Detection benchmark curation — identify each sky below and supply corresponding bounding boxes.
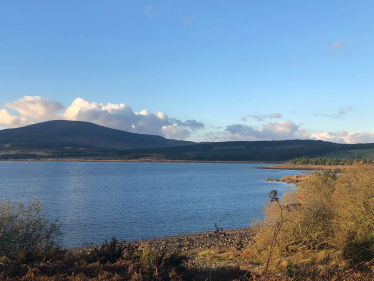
[0,0,373,143]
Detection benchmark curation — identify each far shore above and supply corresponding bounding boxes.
[0,157,283,164]
[1,158,349,173]
[252,163,347,173]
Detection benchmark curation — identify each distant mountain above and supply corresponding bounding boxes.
[2,120,374,162]
[0,120,192,150]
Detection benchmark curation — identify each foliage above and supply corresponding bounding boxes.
[89,236,123,264]
[323,148,374,159]
[343,232,374,266]
[247,165,374,275]
[0,200,61,255]
[288,156,374,165]
[117,139,357,161]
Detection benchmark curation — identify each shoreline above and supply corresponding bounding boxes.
[1,158,349,172]
[68,227,256,256]
[252,163,347,172]
[0,158,282,164]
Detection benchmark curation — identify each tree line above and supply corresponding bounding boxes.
[288,157,374,165]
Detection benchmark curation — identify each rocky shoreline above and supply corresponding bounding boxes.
[68,227,256,256]
[265,174,309,184]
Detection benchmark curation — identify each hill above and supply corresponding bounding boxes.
[2,120,374,161]
[0,120,192,150]
[117,140,374,162]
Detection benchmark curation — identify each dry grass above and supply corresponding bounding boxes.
[243,164,374,279]
[261,163,347,172]
[0,242,250,281]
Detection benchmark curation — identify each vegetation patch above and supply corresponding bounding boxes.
[0,200,60,255]
[288,156,374,165]
[245,164,374,279]
[323,148,374,159]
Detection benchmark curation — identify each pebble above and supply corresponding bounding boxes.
[68,228,256,256]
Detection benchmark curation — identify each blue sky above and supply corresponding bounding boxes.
[0,0,373,143]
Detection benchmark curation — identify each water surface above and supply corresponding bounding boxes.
[0,162,302,248]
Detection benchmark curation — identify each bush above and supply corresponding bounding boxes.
[0,200,61,255]
[247,165,374,274]
[343,232,374,266]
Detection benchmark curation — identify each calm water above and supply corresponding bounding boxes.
[0,162,302,248]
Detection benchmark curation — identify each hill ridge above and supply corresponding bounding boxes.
[0,120,192,150]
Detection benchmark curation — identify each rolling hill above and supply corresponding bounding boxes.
[1,120,374,161]
[117,139,373,161]
[0,120,192,150]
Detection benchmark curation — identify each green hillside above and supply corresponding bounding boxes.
[117,140,374,162]
[322,148,374,159]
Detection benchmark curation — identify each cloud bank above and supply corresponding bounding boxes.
[221,121,374,144]
[313,130,374,144]
[1,96,374,144]
[223,121,309,141]
[0,96,204,140]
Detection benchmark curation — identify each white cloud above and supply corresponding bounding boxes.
[223,121,309,141]
[0,96,204,140]
[313,130,374,144]
[2,96,373,144]
[0,109,30,127]
[221,123,374,144]
[61,98,202,139]
[243,113,282,122]
[5,96,64,119]
[0,96,64,127]
[161,125,190,140]
[62,98,183,137]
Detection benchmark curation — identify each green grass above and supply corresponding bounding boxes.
[323,148,374,159]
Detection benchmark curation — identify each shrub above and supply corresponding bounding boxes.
[247,165,374,274]
[0,200,61,255]
[343,232,374,266]
[333,164,374,240]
